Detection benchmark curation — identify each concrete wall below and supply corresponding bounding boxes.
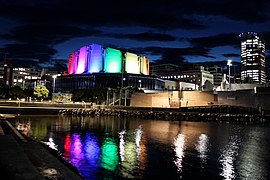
[130,91,216,108]
[131,88,270,110]
[255,94,270,110]
[169,91,215,107]
[218,88,270,110]
[218,90,255,108]
[182,91,215,107]
[130,92,170,108]
[216,83,264,91]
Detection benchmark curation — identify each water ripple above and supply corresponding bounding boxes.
[219,136,240,180]
[173,133,186,173]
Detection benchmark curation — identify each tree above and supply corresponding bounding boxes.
[0,80,9,98]
[9,86,25,99]
[34,85,49,101]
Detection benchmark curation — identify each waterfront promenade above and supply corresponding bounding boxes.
[0,120,83,180]
[0,101,269,179]
[0,100,266,115]
[0,100,268,123]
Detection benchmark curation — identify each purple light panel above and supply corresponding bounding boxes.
[76,46,89,74]
[73,50,79,74]
[88,44,103,73]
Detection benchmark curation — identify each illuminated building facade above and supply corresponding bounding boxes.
[56,43,163,91]
[239,32,266,84]
[0,61,41,88]
[13,67,40,87]
[68,44,150,75]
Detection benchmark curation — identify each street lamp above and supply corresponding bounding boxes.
[138,79,142,90]
[107,87,111,106]
[227,59,232,90]
[52,75,57,93]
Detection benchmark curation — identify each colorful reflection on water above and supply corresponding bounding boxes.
[100,136,119,171]
[13,115,270,180]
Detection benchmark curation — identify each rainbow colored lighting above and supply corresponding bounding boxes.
[140,56,150,75]
[64,133,71,157]
[84,133,100,170]
[88,44,103,73]
[125,52,140,74]
[101,137,119,171]
[68,43,150,75]
[76,46,89,74]
[70,133,84,166]
[73,50,79,74]
[68,54,74,74]
[104,48,122,73]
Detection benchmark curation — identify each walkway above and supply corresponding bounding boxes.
[0,121,83,180]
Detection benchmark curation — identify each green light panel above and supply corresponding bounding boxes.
[104,48,122,73]
[125,52,140,74]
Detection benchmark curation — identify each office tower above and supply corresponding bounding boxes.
[239,32,266,84]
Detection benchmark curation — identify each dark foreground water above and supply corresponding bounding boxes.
[13,115,270,180]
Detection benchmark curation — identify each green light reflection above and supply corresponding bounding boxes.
[101,137,119,171]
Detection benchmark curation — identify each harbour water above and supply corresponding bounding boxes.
[13,115,270,180]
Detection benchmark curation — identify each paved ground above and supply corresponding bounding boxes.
[0,121,83,180]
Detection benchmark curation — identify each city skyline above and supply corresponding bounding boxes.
[0,0,270,65]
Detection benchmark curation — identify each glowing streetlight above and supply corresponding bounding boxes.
[138,79,142,90]
[52,75,57,93]
[227,59,232,90]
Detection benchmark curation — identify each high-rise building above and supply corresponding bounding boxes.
[239,32,266,84]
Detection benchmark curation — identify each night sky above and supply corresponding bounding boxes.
[0,0,270,66]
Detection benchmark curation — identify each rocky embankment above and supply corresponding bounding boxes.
[59,108,268,124]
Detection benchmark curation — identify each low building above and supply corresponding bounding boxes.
[13,67,40,88]
[0,61,13,86]
[160,66,214,91]
[56,73,165,92]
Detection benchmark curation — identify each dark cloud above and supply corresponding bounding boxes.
[222,53,240,58]
[0,0,270,63]
[0,43,57,62]
[0,24,101,45]
[106,32,177,42]
[0,23,101,62]
[128,46,214,65]
[187,33,240,48]
[181,0,270,23]
[0,0,207,30]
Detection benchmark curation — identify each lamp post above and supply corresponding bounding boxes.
[107,87,111,106]
[227,59,232,91]
[139,79,142,90]
[52,75,57,94]
[179,82,182,108]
